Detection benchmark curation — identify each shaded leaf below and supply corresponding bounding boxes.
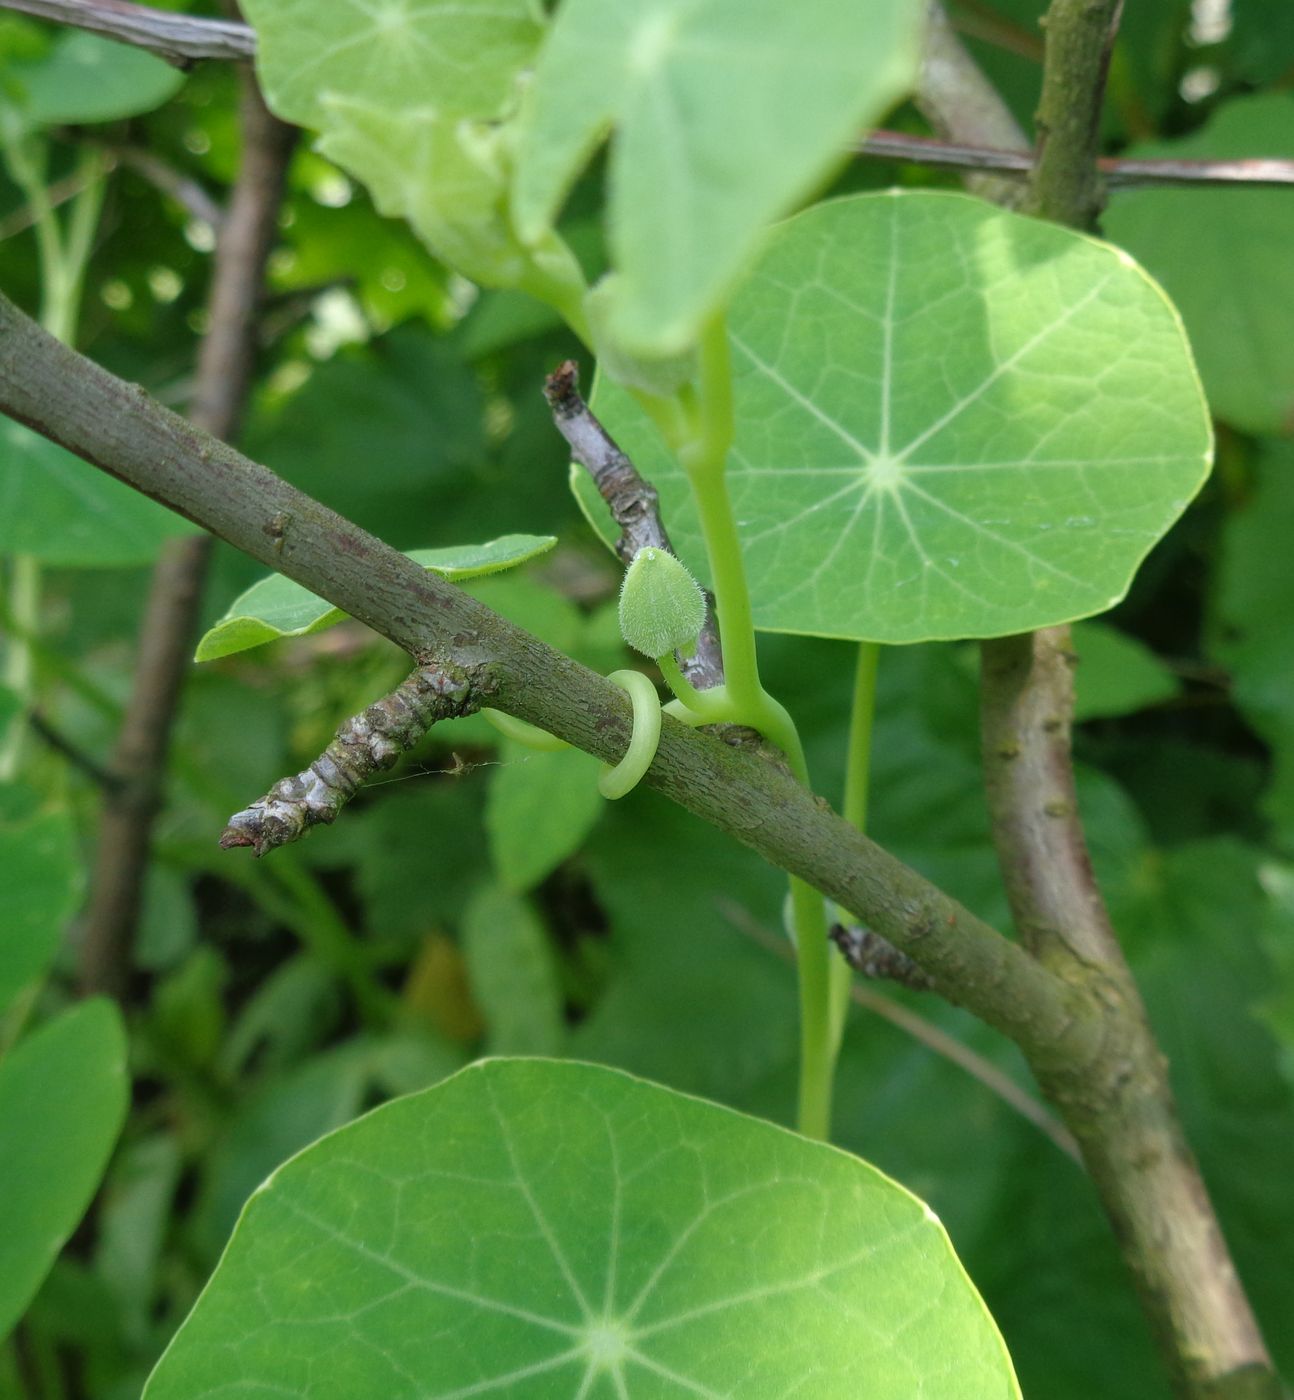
[1104,95,1294,436]
[1209,441,1294,845]
[0,418,196,565]
[0,804,80,1016]
[0,1001,129,1341]
[486,743,603,893]
[8,31,183,129]
[1071,621,1179,722]
[461,884,565,1055]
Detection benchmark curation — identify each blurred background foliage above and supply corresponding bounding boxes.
[0,2,1292,1397]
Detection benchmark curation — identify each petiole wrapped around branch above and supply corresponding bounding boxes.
[220,662,483,856]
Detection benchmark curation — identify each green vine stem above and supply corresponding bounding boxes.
[656,315,840,1140]
[0,136,106,779]
[0,131,105,778]
[843,643,881,832]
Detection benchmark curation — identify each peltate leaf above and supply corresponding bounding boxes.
[144,1060,1018,1398]
[512,0,924,354]
[586,192,1212,643]
[0,1000,129,1341]
[195,535,556,661]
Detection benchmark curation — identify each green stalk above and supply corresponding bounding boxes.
[0,557,40,781]
[669,316,838,1139]
[0,137,107,778]
[843,643,880,831]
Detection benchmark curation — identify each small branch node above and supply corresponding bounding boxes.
[830,922,937,991]
[220,663,481,856]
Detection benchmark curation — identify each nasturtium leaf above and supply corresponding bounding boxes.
[586,192,1213,643]
[0,419,196,564]
[7,30,183,129]
[0,1000,129,1342]
[461,885,565,1055]
[1070,622,1179,722]
[512,0,924,354]
[144,1060,1018,1399]
[0,805,81,1016]
[1103,94,1294,436]
[194,535,556,661]
[242,0,556,286]
[486,742,603,893]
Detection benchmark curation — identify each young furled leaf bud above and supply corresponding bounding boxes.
[618,547,707,659]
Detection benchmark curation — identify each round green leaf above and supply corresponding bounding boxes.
[0,418,196,565]
[0,1000,129,1342]
[588,191,1212,643]
[195,535,557,661]
[512,0,924,354]
[144,1060,1018,1398]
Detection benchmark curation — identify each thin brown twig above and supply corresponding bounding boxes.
[0,0,254,66]
[720,899,1082,1166]
[78,75,296,998]
[28,710,117,789]
[9,2,1291,194]
[544,359,725,692]
[856,130,1294,190]
[113,147,225,230]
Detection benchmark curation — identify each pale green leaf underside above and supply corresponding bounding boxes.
[588,192,1213,643]
[144,1060,1018,1398]
[513,0,923,354]
[242,0,545,285]
[195,535,555,661]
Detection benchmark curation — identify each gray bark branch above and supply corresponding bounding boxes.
[0,0,254,65]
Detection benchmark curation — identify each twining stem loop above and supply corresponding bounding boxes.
[598,669,663,800]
